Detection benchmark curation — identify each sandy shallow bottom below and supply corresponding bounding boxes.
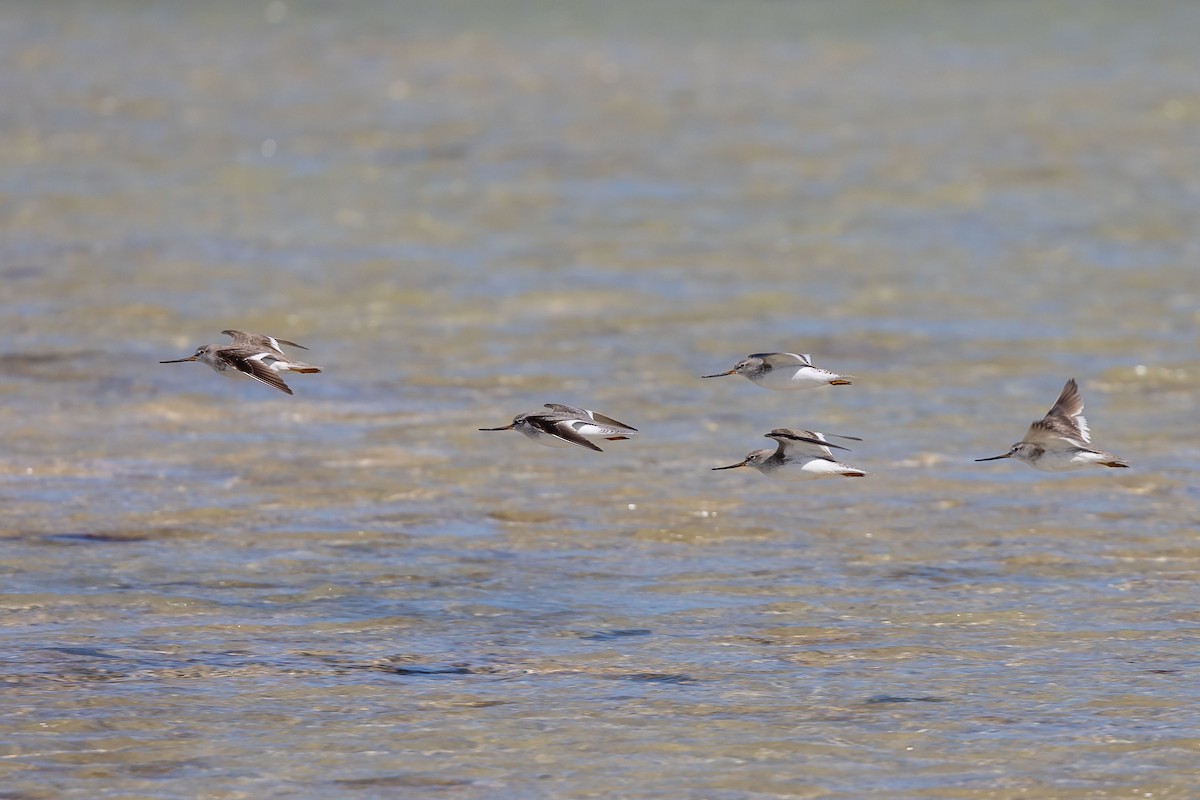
[1,1,1198,797]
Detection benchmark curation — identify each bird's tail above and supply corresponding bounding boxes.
[279,360,321,374]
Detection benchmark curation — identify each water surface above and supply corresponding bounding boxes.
[1,1,1198,798]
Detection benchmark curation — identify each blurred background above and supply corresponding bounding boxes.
[1,1,1197,797]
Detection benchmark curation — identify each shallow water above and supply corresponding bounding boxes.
[1,1,1198,797]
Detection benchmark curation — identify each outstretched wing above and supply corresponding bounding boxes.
[543,402,587,417]
[1026,378,1089,444]
[543,403,638,435]
[751,352,814,368]
[585,410,636,432]
[222,346,294,395]
[569,419,635,439]
[222,330,308,353]
[529,413,604,451]
[766,428,849,459]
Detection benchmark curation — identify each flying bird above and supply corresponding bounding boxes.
[703,352,852,390]
[713,427,867,479]
[479,404,638,452]
[975,378,1128,471]
[160,330,321,395]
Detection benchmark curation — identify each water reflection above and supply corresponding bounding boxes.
[1,1,1198,797]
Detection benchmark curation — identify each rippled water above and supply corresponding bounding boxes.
[2,1,1198,797]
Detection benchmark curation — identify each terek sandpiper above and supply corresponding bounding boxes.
[160,330,321,396]
[479,404,638,452]
[713,427,867,479]
[703,352,852,389]
[975,378,1128,471]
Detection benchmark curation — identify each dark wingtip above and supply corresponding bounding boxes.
[766,430,851,452]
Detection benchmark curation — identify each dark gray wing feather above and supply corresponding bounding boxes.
[222,346,294,395]
[529,414,604,451]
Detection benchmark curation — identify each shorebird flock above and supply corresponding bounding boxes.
[162,334,1130,476]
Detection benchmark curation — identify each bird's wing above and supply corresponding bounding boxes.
[568,419,635,438]
[530,414,604,451]
[222,330,307,353]
[582,410,637,432]
[544,403,586,417]
[223,346,294,395]
[766,428,846,458]
[767,428,852,451]
[752,352,814,368]
[1026,417,1088,445]
[1027,378,1089,444]
[544,404,638,434]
